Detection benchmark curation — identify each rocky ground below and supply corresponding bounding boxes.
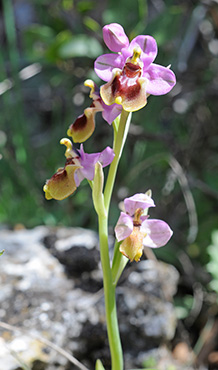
[0,226,204,370]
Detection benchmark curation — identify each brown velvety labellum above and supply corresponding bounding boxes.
[52,168,66,181]
[112,63,142,101]
[72,114,87,132]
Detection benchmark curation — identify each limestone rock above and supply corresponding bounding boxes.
[0,226,180,369]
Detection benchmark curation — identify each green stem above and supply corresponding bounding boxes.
[98,215,123,370]
[94,109,132,369]
[104,110,131,213]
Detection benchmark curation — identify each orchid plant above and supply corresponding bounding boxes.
[44,23,176,370]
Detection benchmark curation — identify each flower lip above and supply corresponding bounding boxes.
[43,163,80,201]
[72,113,90,132]
[100,61,148,112]
[119,226,144,262]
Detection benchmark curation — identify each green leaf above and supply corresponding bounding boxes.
[0,250,4,256]
[95,359,105,370]
[112,240,128,286]
[23,24,56,60]
[62,0,74,10]
[77,0,95,12]
[24,24,55,42]
[83,16,101,32]
[58,34,103,59]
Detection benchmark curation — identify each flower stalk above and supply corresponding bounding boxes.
[98,213,123,370]
[104,110,131,213]
[94,109,132,369]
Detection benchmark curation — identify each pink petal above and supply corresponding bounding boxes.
[144,63,176,95]
[141,219,173,248]
[129,35,157,69]
[98,146,115,167]
[94,53,124,82]
[124,193,155,216]
[103,23,129,52]
[77,145,114,185]
[102,101,122,124]
[115,212,133,242]
[74,168,85,187]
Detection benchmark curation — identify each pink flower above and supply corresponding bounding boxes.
[115,192,173,262]
[43,138,114,200]
[94,23,176,112]
[67,80,122,143]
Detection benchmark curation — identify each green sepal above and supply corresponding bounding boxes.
[92,162,106,217]
[0,250,4,256]
[112,240,128,286]
[95,359,106,370]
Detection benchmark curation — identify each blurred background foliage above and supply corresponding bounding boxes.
[1,0,218,319]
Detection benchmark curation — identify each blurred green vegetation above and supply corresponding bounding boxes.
[1,0,218,278]
[207,230,218,298]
